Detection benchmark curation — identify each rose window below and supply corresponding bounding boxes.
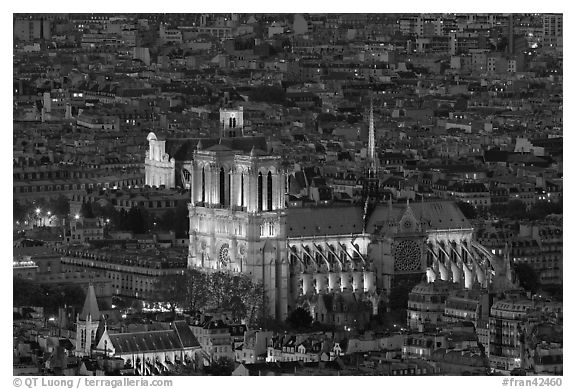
[219,244,231,267]
[394,240,422,272]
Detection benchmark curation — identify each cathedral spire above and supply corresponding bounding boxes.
[368,95,375,168]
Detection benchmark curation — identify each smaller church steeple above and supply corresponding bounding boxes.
[80,283,101,322]
[75,283,102,357]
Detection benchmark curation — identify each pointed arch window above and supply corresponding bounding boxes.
[201,167,206,203]
[267,171,273,211]
[258,172,263,211]
[240,173,245,207]
[219,167,226,206]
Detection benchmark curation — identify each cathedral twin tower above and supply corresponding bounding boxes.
[187,108,290,319]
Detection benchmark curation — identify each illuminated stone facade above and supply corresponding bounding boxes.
[188,143,289,318]
[187,152,498,320]
[141,107,500,321]
[186,165,499,321]
[145,132,176,188]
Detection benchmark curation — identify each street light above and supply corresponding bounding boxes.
[36,208,41,215]
[75,214,80,220]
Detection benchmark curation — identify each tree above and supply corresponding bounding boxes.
[457,201,477,219]
[250,86,286,104]
[150,270,265,325]
[205,357,235,376]
[14,200,26,222]
[286,307,312,330]
[184,269,210,314]
[80,202,95,218]
[126,206,151,234]
[153,274,188,318]
[14,278,41,306]
[242,280,264,327]
[513,263,540,294]
[490,200,527,220]
[504,200,527,219]
[114,209,130,231]
[60,284,88,308]
[14,278,86,315]
[527,200,562,221]
[173,201,190,238]
[49,195,70,219]
[205,271,265,325]
[159,209,176,231]
[388,283,413,313]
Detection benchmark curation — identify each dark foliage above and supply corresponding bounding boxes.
[456,201,477,219]
[204,357,235,376]
[13,278,86,315]
[285,307,312,329]
[513,263,540,294]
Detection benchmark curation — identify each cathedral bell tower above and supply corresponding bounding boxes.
[187,139,289,319]
[220,107,244,138]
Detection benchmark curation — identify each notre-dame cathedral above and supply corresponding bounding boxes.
[145,107,507,320]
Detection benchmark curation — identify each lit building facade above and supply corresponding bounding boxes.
[489,299,532,371]
[407,281,455,330]
[144,132,176,188]
[143,107,501,320]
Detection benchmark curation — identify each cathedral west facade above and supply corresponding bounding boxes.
[145,107,505,320]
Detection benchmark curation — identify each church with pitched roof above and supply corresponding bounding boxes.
[74,285,203,374]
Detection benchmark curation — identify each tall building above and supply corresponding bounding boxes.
[187,121,289,318]
[144,132,176,188]
[14,17,52,42]
[489,298,533,371]
[542,14,562,52]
